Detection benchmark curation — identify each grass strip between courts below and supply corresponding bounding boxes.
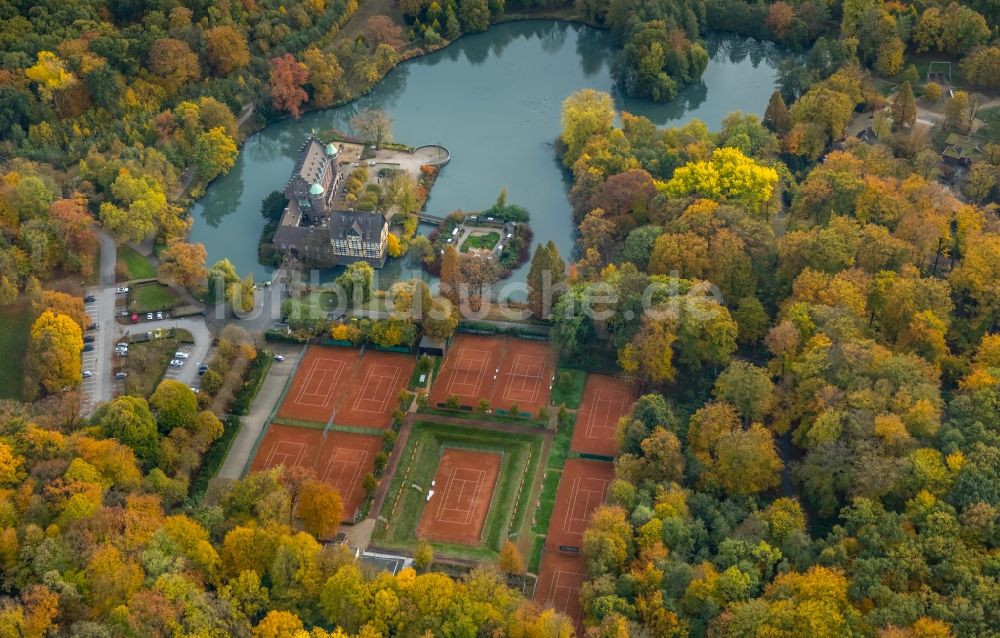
[373,421,543,561]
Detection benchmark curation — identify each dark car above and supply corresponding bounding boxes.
[82,344,94,352]
[87,322,97,330]
[84,295,96,303]
[83,335,96,343]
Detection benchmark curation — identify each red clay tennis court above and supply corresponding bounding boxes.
[277,347,360,423]
[429,334,505,408]
[248,423,382,522]
[571,374,638,457]
[546,459,614,550]
[335,350,415,428]
[535,551,587,632]
[491,339,553,415]
[416,448,501,545]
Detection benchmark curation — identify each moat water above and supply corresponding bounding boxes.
[190,21,788,294]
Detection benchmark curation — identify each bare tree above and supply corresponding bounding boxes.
[351,109,393,148]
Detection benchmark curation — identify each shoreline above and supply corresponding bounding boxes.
[228,13,595,146]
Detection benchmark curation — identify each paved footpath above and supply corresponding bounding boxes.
[218,343,304,479]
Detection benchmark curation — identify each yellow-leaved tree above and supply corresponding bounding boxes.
[25,51,75,104]
[663,147,779,214]
[29,309,83,394]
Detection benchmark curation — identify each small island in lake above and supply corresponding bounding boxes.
[270,134,449,269]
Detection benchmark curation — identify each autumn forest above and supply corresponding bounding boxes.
[2,0,1000,636]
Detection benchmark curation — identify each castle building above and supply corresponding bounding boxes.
[272,136,389,267]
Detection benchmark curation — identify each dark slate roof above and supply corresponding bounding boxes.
[287,136,328,188]
[329,211,388,241]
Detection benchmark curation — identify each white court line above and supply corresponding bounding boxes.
[586,389,628,439]
[321,447,368,502]
[547,570,585,623]
[264,440,307,468]
[503,354,544,402]
[447,349,489,397]
[352,364,401,414]
[436,466,486,524]
[294,359,345,407]
[563,476,608,535]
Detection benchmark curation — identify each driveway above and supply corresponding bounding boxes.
[218,342,304,479]
[81,231,118,416]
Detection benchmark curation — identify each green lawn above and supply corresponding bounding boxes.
[124,338,179,397]
[980,107,1000,142]
[546,411,576,471]
[531,468,563,536]
[528,412,575,556]
[129,283,183,313]
[117,245,157,280]
[373,421,543,560]
[551,368,586,408]
[461,231,500,252]
[0,301,32,400]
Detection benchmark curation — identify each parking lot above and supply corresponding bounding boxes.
[163,342,202,392]
[80,292,100,412]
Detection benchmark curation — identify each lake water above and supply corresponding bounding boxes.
[189,21,787,292]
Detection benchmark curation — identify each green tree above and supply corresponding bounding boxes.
[583,505,633,577]
[944,90,971,131]
[94,396,160,467]
[193,126,238,181]
[763,90,791,133]
[561,89,615,168]
[891,82,916,130]
[713,361,774,424]
[414,539,434,571]
[149,380,198,432]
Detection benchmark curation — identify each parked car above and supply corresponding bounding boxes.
[274,354,285,362]
[83,335,96,343]
[146,313,153,320]
[82,344,94,352]
[82,370,92,378]
[130,314,138,323]
[156,311,164,320]
[115,286,129,294]
[84,295,96,303]
[87,322,97,330]
[116,342,128,349]
[174,352,189,359]
[169,359,184,367]
[115,372,127,380]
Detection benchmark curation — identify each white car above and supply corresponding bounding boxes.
[174,352,190,359]
[156,311,164,320]
[116,287,129,294]
[169,359,184,367]
[274,354,285,362]
[147,313,153,320]
[82,370,93,378]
